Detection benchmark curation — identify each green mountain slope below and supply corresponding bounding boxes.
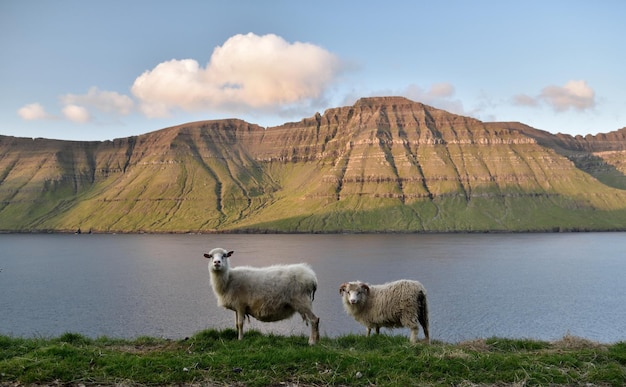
[1,97,625,233]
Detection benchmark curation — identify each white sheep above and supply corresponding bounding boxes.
[339,279,429,344]
[203,248,320,345]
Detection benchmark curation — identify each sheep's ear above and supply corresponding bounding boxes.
[226,250,234,257]
[361,283,370,294]
[339,283,348,295]
[203,253,212,259]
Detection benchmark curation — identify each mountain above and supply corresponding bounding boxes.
[1,96,626,233]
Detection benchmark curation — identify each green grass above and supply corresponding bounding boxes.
[1,330,624,386]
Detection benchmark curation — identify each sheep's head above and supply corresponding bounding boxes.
[339,281,370,305]
[204,248,234,272]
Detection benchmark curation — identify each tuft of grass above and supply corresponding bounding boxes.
[0,330,625,386]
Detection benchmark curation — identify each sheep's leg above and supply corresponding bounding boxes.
[308,315,320,345]
[235,311,245,340]
[419,323,430,344]
[366,327,372,337]
[418,290,430,343]
[409,328,418,344]
[301,309,319,345]
[295,299,319,345]
[375,327,380,335]
[420,321,430,344]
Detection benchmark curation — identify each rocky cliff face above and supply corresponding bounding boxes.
[1,97,625,233]
[489,122,626,190]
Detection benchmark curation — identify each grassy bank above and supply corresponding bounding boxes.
[1,330,625,386]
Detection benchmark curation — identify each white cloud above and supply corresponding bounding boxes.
[62,104,91,123]
[131,33,342,118]
[540,80,595,112]
[17,103,52,120]
[60,87,134,115]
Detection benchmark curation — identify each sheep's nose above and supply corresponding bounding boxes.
[350,299,358,304]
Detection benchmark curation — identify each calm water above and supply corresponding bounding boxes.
[0,233,624,343]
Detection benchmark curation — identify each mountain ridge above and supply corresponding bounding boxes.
[1,96,626,233]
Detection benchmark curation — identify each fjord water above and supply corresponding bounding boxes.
[1,233,624,343]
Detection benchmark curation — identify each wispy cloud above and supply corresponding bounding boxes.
[402,82,465,115]
[60,87,134,116]
[512,94,539,107]
[18,87,134,124]
[513,80,596,112]
[131,33,343,118]
[540,80,595,112]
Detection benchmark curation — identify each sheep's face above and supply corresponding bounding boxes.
[204,248,233,272]
[339,282,369,305]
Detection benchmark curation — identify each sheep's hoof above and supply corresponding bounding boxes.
[308,318,320,345]
[308,332,319,345]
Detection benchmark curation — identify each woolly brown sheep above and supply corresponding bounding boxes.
[339,279,429,344]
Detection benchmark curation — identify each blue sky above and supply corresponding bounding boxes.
[1,0,625,141]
